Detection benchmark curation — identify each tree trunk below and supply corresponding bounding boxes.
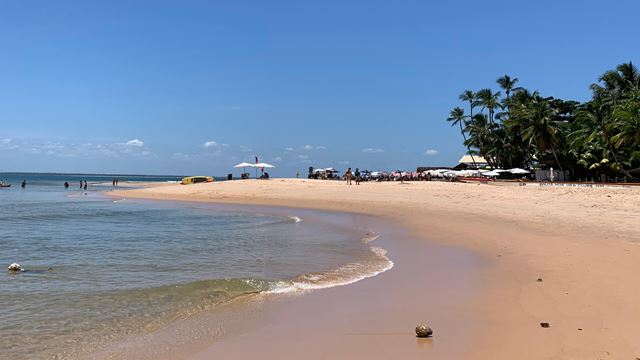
[460,123,478,168]
[602,126,633,179]
[551,148,564,173]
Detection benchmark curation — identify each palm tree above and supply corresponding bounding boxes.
[572,100,633,178]
[475,88,501,123]
[465,113,499,169]
[591,62,640,103]
[519,98,565,171]
[459,90,476,119]
[497,75,519,102]
[447,107,477,168]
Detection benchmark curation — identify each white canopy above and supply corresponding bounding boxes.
[483,170,502,177]
[508,168,530,174]
[254,162,275,169]
[234,162,254,168]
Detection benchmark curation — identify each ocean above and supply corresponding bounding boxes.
[0,173,392,359]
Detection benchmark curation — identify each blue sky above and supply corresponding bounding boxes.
[0,0,638,175]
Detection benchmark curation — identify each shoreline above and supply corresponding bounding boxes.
[108,179,640,359]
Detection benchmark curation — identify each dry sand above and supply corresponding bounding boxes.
[110,179,640,359]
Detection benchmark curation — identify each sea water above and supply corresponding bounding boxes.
[0,173,392,359]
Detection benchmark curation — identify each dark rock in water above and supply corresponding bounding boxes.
[540,322,550,328]
[415,324,433,338]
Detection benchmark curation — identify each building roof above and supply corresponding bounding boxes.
[458,155,487,164]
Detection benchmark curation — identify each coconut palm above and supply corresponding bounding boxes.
[518,97,564,171]
[459,90,476,119]
[447,107,477,168]
[497,75,519,102]
[475,88,502,123]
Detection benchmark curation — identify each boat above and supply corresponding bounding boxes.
[180,176,214,185]
[0,183,10,188]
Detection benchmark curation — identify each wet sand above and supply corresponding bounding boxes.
[110,179,640,359]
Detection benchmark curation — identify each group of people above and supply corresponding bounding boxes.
[112,178,120,186]
[69,180,88,190]
[344,168,362,185]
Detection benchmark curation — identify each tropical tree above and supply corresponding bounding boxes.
[459,90,476,119]
[497,75,519,102]
[447,107,477,168]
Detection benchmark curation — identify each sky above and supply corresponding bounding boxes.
[0,0,638,176]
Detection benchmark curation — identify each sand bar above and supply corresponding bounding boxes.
[110,179,640,359]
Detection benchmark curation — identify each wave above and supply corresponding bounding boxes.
[266,246,393,294]
[288,215,302,223]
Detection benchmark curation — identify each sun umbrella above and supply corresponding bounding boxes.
[234,162,254,178]
[508,168,530,174]
[253,162,275,178]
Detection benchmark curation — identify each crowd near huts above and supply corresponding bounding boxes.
[307,156,538,183]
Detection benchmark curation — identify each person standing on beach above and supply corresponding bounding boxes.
[355,168,361,185]
[345,168,353,185]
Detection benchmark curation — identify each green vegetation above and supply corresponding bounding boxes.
[448,62,640,180]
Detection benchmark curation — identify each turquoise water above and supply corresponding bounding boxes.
[0,174,391,359]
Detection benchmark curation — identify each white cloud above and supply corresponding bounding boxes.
[285,147,294,152]
[273,156,283,162]
[125,139,144,147]
[362,148,384,153]
[303,145,326,150]
[1,138,11,144]
[204,141,218,148]
[296,154,309,159]
[338,160,350,165]
[424,149,439,156]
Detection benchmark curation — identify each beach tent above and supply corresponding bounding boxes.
[508,168,530,175]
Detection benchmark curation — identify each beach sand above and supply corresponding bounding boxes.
[110,179,640,359]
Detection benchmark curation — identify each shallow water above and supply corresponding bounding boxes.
[0,174,390,359]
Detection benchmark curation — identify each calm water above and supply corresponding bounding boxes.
[0,173,391,359]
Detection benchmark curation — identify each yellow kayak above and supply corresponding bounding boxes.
[180,176,214,185]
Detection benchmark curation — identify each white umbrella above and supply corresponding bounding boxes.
[253,162,275,179]
[508,168,530,175]
[254,163,275,169]
[234,162,253,168]
[483,170,502,177]
[234,162,254,178]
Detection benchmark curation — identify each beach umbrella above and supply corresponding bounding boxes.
[234,162,254,177]
[508,168,530,175]
[483,170,501,177]
[253,162,275,178]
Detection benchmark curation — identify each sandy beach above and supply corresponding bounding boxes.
[110,179,640,359]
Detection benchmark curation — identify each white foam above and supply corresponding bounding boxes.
[112,198,126,203]
[288,216,302,223]
[266,245,394,294]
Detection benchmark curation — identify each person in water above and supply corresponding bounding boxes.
[79,180,83,189]
[64,182,69,189]
[83,181,88,190]
[21,180,26,188]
